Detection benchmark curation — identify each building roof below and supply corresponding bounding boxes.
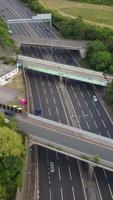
[0,63,16,77]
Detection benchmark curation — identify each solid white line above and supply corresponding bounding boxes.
[72,186,76,200]
[58,166,61,181]
[81,110,85,118]
[60,187,64,200]
[49,188,52,200]
[108,184,113,199]
[102,120,106,129]
[87,90,91,97]
[77,161,87,200]
[68,166,72,180]
[94,171,103,200]
[42,81,44,87]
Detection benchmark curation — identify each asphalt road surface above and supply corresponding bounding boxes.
[1,0,113,199]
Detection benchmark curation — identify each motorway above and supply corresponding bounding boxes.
[1,0,113,200]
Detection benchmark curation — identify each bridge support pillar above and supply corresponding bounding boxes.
[79,48,86,58]
[88,164,95,180]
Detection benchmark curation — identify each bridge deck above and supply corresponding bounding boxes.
[13,36,88,50]
[17,114,113,171]
[18,55,108,86]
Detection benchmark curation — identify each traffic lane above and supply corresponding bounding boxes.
[47,75,68,125]
[74,81,110,137]
[66,80,89,130]
[85,84,113,137]
[57,154,74,200]
[47,150,63,200]
[17,117,113,164]
[38,147,50,200]
[95,168,113,200]
[27,70,40,109]
[67,79,97,131]
[68,157,86,200]
[105,170,113,196]
[53,76,73,126]
[35,72,59,121]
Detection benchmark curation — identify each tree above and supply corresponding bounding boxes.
[90,51,112,71]
[0,186,6,200]
[0,127,24,157]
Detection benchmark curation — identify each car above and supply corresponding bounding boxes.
[50,162,55,173]
[4,110,16,117]
[93,95,98,102]
[8,30,13,34]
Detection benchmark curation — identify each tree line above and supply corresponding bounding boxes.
[0,114,24,200]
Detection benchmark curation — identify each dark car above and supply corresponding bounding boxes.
[4,110,16,117]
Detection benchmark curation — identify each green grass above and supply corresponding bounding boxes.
[61,6,113,26]
[40,0,113,28]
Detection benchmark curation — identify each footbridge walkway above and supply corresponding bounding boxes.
[17,113,113,172]
[17,55,112,86]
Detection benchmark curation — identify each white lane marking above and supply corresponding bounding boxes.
[87,90,91,97]
[80,91,84,98]
[107,130,111,138]
[60,187,64,200]
[94,171,103,200]
[103,169,107,178]
[96,109,101,117]
[44,88,46,95]
[73,91,77,99]
[46,97,49,105]
[92,100,96,107]
[81,110,85,118]
[72,186,76,200]
[49,188,52,200]
[85,100,88,107]
[86,121,90,129]
[89,109,93,118]
[53,97,56,104]
[77,161,87,200]
[94,120,98,128]
[102,120,106,129]
[48,107,51,117]
[50,88,53,94]
[42,81,44,87]
[56,107,59,116]
[58,166,61,181]
[68,166,72,180]
[56,152,58,160]
[108,184,113,199]
[78,101,81,108]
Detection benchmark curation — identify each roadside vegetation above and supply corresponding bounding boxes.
[0,16,17,64]
[0,113,25,200]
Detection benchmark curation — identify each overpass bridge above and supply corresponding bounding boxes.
[13,37,88,58]
[17,55,111,86]
[17,114,113,172]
